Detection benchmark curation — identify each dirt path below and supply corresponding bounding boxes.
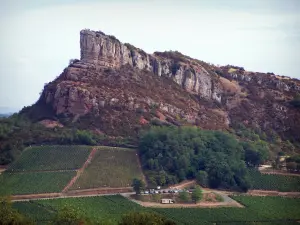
[11,188,134,202]
[122,193,243,208]
[246,190,300,197]
[4,169,77,174]
[260,170,300,177]
[62,148,97,193]
[168,180,196,189]
[0,165,8,174]
[11,188,300,203]
[65,187,133,196]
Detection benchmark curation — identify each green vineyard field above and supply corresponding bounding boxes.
[35,195,145,224]
[0,171,76,195]
[153,196,300,225]
[7,145,92,172]
[248,169,300,192]
[70,146,143,189]
[13,201,55,222]
[13,195,300,225]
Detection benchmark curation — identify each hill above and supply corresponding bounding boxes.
[1,28,300,164]
[28,29,300,140]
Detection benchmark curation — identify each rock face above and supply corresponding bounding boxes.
[34,29,300,141]
[79,29,223,102]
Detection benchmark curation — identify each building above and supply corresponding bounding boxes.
[161,199,174,204]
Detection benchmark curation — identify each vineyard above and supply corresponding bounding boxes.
[13,201,55,222]
[7,145,92,171]
[0,171,76,195]
[248,169,300,192]
[35,195,146,224]
[153,196,300,225]
[12,195,300,225]
[70,146,143,189]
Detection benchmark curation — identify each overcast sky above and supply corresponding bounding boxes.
[0,0,299,112]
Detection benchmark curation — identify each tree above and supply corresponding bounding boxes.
[132,178,145,194]
[119,212,176,225]
[191,186,203,203]
[0,196,33,225]
[196,170,208,187]
[179,190,189,202]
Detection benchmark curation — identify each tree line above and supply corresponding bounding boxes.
[139,126,270,192]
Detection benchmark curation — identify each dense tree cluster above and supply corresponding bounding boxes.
[139,126,271,192]
[132,178,146,194]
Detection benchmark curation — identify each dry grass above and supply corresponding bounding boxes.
[219,77,241,94]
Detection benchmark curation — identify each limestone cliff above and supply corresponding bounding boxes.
[32,29,300,141]
[79,29,223,102]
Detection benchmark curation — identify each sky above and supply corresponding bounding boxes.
[0,0,299,112]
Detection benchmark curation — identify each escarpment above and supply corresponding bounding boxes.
[29,29,300,141]
[78,29,223,102]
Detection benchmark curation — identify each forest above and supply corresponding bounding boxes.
[139,126,270,191]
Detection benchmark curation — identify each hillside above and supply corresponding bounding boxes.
[27,29,300,141]
[1,28,300,164]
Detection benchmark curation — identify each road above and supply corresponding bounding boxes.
[10,178,300,204]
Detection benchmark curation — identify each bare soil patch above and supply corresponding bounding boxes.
[126,194,243,208]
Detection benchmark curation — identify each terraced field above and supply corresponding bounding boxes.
[70,146,143,189]
[13,195,300,225]
[7,145,92,171]
[0,145,92,195]
[0,171,76,195]
[248,169,300,192]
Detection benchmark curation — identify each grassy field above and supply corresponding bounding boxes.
[248,169,300,192]
[153,196,300,225]
[7,145,92,172]
[0,171,76,195]
[13,195,300,225]
[70,146,143,189]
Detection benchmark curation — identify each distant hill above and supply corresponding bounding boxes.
[0,106,19,116]
[0,113,11,118]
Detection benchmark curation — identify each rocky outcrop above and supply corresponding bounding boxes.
[34,29,300,141]
[218,67,300,93]
[79,29,223,102]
